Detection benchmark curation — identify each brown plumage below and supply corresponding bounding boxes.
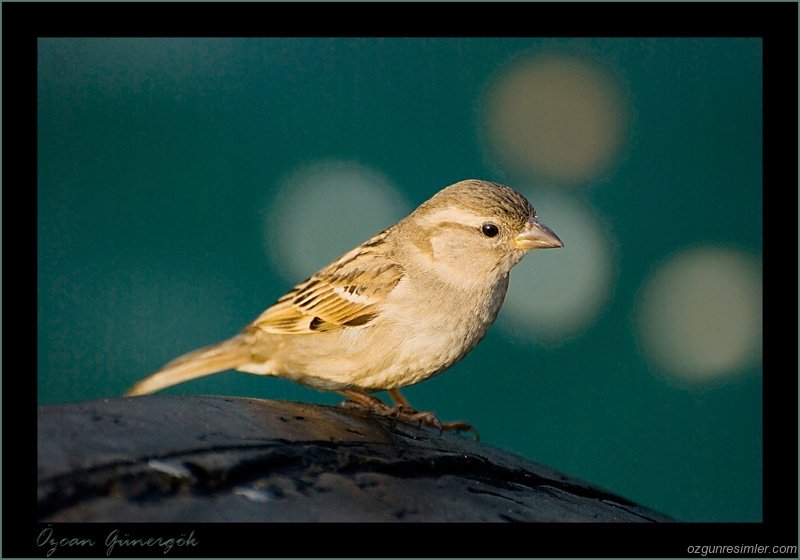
[125,179,563,433]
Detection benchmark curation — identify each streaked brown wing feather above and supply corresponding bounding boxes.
[252,230,402,334]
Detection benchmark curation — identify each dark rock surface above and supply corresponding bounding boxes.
[38,396,669,522]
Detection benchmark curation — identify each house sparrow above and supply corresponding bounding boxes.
[125,179,563,434]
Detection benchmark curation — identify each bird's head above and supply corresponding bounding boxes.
[400,179,563,283]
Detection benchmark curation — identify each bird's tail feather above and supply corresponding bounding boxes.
[124,335,251,396]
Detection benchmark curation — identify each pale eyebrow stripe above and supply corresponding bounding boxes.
[419,206,486,227]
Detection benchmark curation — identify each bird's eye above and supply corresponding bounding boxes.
[480,223,500,238]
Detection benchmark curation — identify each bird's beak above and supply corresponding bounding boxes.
[514,217,564,250]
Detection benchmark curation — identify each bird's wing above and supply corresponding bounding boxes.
[252,231,403,334]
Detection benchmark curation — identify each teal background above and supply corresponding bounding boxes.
[38,38,762,522]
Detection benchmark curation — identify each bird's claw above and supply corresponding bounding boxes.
[389,407,442,431]
[392,409,479,440]
[340,398,478,439]
[441,421,480,441]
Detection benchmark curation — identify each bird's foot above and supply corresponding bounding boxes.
[440,420,480,440]
[393,408,480,440]
[340,395,394,415]
[340,394,478,439]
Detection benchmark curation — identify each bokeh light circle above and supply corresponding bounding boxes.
[498,190,614,343]
[637,246,762,382]
[482,52,628,187]
[267,161,411,281]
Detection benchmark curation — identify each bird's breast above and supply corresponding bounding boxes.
[352,272,510,390]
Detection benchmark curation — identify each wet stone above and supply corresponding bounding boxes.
[38,396,669,522]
